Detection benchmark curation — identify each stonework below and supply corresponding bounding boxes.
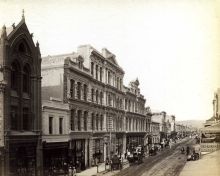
[0,16,42,176]
[41,44,149,171]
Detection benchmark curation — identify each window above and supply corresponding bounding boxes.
[59,118,63,134]
[84,111,87,131]
[77,82,81,99]
[96,90,99,103]
[108,94,112,106]
[83,84,87,101]
[96,65,98,80]
[23,108,30,130]
[18,43,26,53]
[100,115,103,131]
[100,67,102,82]
[70,79,75,98]
[70,109,75,130]
[96,114,99,131]
[91,62,94,75]
[91,113,94,130]
[23,65,30,93]
[77,110,81,131]
[10,106,18,130]
[11,62,20,91]
[117,77,119,89]
[91,89,94,102]
[108,71,110,84]
[100,92,103,105]
[49,116,53,134]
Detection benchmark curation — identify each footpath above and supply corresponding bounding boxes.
[179,150,220,176]
[77,159,129,176]
[77,138,189,176]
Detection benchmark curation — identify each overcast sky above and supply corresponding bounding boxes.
[1,0,220,121]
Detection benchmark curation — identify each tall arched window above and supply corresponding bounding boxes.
[23,64,31,94]
[11,62,20,91]
[96,90,99,103]
[91,113,94,130]
[100,92,103,105]
[83,84,87,101]
[96,65,98,80]
[91,88,94,102]
[70,79,75,98]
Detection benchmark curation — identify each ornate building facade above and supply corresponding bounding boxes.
[41,45,148,172]
[0,16,42,176]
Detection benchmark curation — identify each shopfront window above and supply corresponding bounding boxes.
[59,117,63,134]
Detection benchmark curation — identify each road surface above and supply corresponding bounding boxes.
[113,138,195,176]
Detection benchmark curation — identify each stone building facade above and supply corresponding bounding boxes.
[150,121,160,144]
[0,16,42,176]
[151,111,176,141]
[42,99,69,175]
[41,45,148,172]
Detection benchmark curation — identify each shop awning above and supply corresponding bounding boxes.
[201,122,220,133]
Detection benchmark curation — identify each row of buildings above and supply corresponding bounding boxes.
[0,16,193,176]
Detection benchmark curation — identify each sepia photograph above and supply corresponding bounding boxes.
[0,0,220,175]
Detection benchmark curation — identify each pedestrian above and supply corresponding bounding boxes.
[68,166,73,176]
[186,146,190,156]
[73,167,76,176]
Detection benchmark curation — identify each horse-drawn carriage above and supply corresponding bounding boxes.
[110,155,122,170]
[127,146,144,165]
[187,144,201,161]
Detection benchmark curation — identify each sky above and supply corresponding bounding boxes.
[0,0,220,121]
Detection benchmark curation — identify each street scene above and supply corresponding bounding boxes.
[0,0,220,176]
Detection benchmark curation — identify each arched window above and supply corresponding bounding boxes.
[10,106,18,130]
[11,62,20,91]
[100,92,103,105]
[83,84,87,101]
[96,114,99,131]
[23,107,30,130]
[84,111,88,131]
[100,115,103,131]
[91,88,94,102]
[18,43,26,53]
[70,79,75,98]
[23,64,31,93]
[77,82,81,99]
[91,62,94,75]
[96,65,98,80]
[96,90,99,103]
[100,67,102,82]
[91,113,94,130]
